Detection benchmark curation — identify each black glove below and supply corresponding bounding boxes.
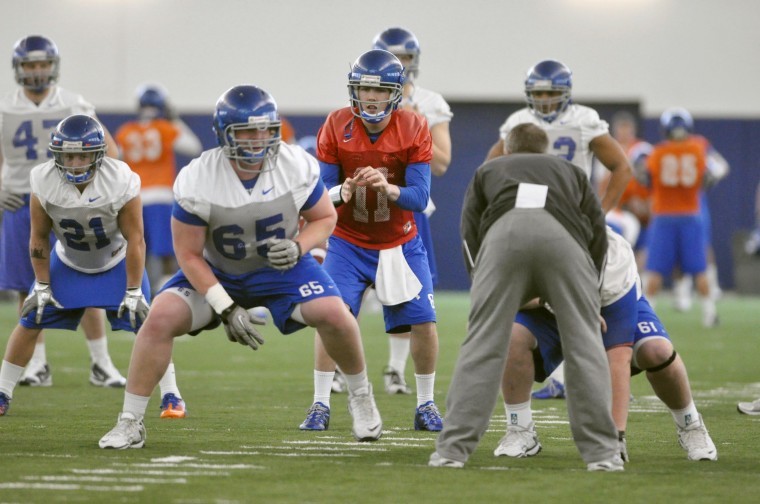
[221,304,266,350]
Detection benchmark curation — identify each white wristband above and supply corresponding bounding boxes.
[205,283,234,315]
[328,184,344,206]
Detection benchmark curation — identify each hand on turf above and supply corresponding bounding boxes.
[21,281,63,324]
[117,287,150,329]
[221,304,266,350]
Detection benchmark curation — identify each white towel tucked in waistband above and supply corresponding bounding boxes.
[375,245,423,306]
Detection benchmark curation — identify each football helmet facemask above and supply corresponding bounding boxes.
[348,49,405,124]
[371,27,420,82]
[12,35,60,93]
[49,115,106,185]
[524,59,572,123]
[660,107,693,140]
[136,84,169,120]
[213,85,282,173]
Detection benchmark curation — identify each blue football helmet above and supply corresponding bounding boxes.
[12,35,60,92]
[348,49,405,124]
[136,84,168,119]
[371,27,420,81]
[213,85,281,172]
[524,59,573,123]
[49,115,106,185]
[660,107,693,140]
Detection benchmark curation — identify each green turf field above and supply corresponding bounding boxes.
[0,292,759,503]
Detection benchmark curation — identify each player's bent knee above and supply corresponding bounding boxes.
[645,350,677,373]
[157,287,213,336]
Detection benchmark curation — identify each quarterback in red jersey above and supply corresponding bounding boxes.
[299,49,443,434]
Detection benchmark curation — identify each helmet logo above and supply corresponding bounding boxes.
[247,116,271,129]
[360,75,382,85]
[531,79,552,89]
[62,141,83,150]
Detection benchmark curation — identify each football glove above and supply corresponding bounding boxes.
[117,287,150,329]
[21,281,63,324]
[221,304,266,350]
[0,189,24,211]
[267,239,302,271]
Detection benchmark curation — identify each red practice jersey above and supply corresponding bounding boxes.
[317,108,432,249]
[115,119,180,189]
[647,136,708,215]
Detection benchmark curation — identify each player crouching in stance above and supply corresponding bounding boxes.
[494,228,717,463]
[99,85,381,449]
[0,115,150,417]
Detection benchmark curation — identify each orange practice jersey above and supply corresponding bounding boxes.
[647,136,707,215]
[115,119,180,189]
[317,108,432,249]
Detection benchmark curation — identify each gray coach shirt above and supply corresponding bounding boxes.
[460,153,608,276]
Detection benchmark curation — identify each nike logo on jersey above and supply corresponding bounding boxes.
[88,196,101,203]
[343,137,353,143]
[263,187,274,195]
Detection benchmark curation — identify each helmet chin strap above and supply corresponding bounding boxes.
[234,155,267,174]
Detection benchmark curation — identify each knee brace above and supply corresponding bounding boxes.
[645,350,677,373]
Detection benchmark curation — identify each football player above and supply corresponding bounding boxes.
[115,84,203,417]
[655,109,729,317]
[494,227,717,462]
[0,35,126,389]
[643,108,722,328]
[485,59,633,400]
[0,115,150,417]
[100,85,381,448]
[368,27,453,398]
[299,50,442,433]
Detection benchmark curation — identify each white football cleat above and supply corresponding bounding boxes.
[347,385,382,442]
[677,415,717,461]
[99,412,146,449]
[587,453,625,472]
[19,360,52,387]
[737,398,760,415]
[428,452,464,468]
[493,422,542,458]
[90,361,127,388]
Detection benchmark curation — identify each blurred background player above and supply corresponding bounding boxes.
[370,27,452,395]
[115,84,202,295]
[485,59,632,399]
[643,108,723,328]
[0,114,150,417]
[0,35,125,388]
[597,111,652,266]
[299,50,442,433]
[658,109,729,314]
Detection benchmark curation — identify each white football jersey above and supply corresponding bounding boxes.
[498,104,609,178]
[174,142,320,275]
[0,87,96,193]
[402,86,453,128]
[30,157,140,274]
[600,226,640,307]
